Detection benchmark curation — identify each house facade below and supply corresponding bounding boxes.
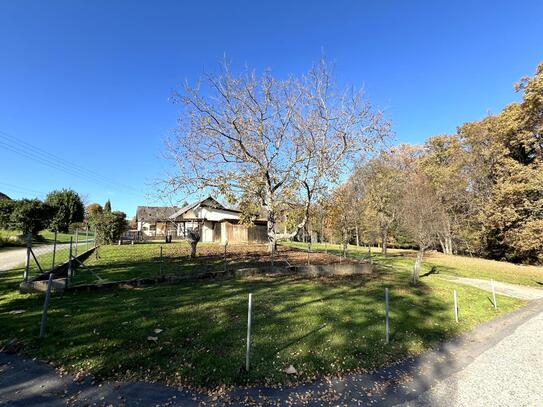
[135,197,267,244]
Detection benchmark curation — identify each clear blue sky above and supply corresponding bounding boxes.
[1,1,542,217]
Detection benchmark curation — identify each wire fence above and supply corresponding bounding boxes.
[21,227,96,281]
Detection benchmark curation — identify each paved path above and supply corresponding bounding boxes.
[440,276,543,300]
[398,307,543,406]
[2,298,543,406]
[0,243,90,272]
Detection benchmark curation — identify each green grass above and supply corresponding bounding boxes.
[0,241,528,389]
[285,242,543,288]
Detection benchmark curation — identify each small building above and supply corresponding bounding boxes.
[135,206,179,238]
[135,196,268,244]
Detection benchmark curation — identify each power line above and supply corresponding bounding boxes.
[0,130,142,196]
[0,182,46,197]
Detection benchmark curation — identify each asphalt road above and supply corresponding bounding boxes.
[0,242,90,272]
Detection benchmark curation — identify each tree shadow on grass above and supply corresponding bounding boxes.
[1,268,469,390]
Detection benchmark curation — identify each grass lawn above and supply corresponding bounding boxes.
[286,242,543,288]
[0,242,529,390]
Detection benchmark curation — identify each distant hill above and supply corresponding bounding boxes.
[0,192,11,201]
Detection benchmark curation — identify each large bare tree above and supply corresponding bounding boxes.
[163,59,389,251]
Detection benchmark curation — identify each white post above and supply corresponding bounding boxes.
[85,226,89,252]
[74,228,79,256]
[246,293,253,371]
[24,232,31,281]
[385,288,389,344]
[491,279,497,309]
[39,273,54,338]
[51,230,57,270]
[159,246,163,278]
[454,289,459,323]
[67,237,73,285]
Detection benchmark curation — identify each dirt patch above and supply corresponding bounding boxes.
[195,244,358,267]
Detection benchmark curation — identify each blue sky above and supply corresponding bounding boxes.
[1,1,542,217]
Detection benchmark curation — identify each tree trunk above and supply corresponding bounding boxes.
[381,225,388,255]
[355,225,360,246]
[189,241,198,258]
[445,236,453,255]
[267,210,277,254]
[412,248,425,285]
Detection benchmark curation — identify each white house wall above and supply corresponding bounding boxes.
[199,207,240,221]
[202,220,214,242]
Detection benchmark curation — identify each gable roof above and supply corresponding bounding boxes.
[0,192,11,201]
[136,206,179,222]
[169,196,240,219]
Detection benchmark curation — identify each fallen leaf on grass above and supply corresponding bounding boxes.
[153,328,163,334]
[285,365,297,375]
[9,310,26,314]
[147,336,158,342]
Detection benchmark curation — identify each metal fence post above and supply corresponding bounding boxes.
[39,273,54,338]
[491,279,497,309]
[24,232,32,281]
[67,237,73,286]
[74,228,79,256]
[246,293,253,372]
[385,287,390,344]
[453,289,459,323]
[223,241,228,273]
[51,230,57,270]
[159,246,163,278]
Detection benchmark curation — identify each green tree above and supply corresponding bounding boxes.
[0,199,15,229]
[9,199,52,236]
[103,200,112,213]
[45,189,84,233]
[92,210,127,244]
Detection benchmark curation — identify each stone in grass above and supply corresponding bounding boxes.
[147,336,159,342]
[285,365,297,375]
[153,328,163,334]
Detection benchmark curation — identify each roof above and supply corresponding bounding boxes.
[0,192,11,201]
[169,196,229,219]
[136,206,179,222]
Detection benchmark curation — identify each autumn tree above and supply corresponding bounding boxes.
[400,172,442,284]
[459,62,543,262]
[356,145,416,254]
[163,59,389,252]
[418,135,472,255]
[324,179,359,256]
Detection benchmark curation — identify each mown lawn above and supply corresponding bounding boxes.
[0,241,527,389]
[286,242,543,288]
